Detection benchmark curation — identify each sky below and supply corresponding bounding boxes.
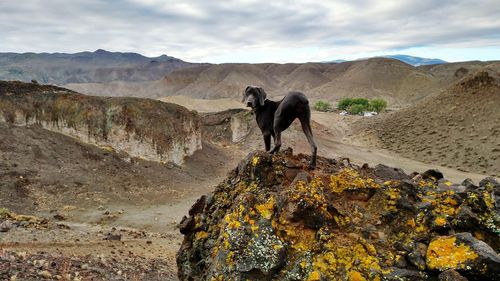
[0,0,499,63]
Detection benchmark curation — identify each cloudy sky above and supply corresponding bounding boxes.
[0,0,499,63]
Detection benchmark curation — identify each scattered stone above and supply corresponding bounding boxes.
[0,220,13,232]
[421,169,444,180]
[38,270,52,279]
[104,234,121,241]
[374,164,410,180]
[53,214,66,220]
[407,242,427,271]
[439,269,468,281]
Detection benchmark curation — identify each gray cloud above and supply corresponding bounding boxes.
[0,0,499,62]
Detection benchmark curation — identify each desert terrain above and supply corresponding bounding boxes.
[1,57,499,280]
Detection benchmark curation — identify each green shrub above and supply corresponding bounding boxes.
[351,98,369,106]
[338,97,388,114]
[369,99,387,113]
[314,100,332,112]
[348,104,365,115]
[337,98,353,110]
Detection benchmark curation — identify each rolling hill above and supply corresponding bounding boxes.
[66,59,499,107]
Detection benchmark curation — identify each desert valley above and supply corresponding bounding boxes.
[0,50,499,280]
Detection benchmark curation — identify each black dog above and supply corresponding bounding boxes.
[242,86,317,169]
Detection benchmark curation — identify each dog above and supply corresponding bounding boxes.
[242,86,317,169]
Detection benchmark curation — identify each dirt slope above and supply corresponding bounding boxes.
[355,71,500,176]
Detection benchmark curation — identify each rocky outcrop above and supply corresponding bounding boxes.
[177,150,500,280]
[0,81,202,165]
[201,109,253,144]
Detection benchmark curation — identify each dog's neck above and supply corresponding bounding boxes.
[255,99,280,113]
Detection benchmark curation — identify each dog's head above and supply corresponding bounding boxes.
[242,86,267,109]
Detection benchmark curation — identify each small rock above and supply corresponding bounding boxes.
[0,220,13,232]
[407,242,427,271]
[38,270,52,279]
[53,214,66,220]
[479,177,499,189]
[385,268,428,280]
[104,233,121,241]
[461,178,478,191]
[438,270,468,281]
[374,164,410,181]
[421,169,444,181]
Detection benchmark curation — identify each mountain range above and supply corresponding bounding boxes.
[326,55,447,66]
[0,49,202,84]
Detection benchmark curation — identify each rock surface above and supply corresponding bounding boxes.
[177,150,500,280]
[0,81,202,165]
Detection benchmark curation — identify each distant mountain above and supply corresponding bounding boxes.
[382,55,447,66]
[325,55,447,66]
[0,49,201,84]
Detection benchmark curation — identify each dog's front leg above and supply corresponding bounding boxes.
[263,134,271,152]
[269,131,281,154]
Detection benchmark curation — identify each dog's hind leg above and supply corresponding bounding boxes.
[299,113,317,169]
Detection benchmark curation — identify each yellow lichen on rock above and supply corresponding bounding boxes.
[349,270,367,281]
[195,231,209,240]
[329,168,380,193]
[289,177,331,219]
[251,156,259,166]
[426,236,479,270]
[306,270,321,281]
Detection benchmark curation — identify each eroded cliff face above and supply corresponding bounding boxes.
[177,150,500,281]
[0,81,202,165]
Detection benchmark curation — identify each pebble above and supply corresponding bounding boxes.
[38,270,52,279]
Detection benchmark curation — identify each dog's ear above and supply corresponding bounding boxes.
[256,87,267,106]
[242,86,251,102]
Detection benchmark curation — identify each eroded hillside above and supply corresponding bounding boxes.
[355,71,500,177]
[0,81,201,164]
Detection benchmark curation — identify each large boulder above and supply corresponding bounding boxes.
[177,151,500,280]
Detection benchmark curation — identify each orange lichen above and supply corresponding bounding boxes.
[434,216,447,227]
[255,196,276,220]
[349,270,367,281]
[407,218,416,228]
[426,236,479,270]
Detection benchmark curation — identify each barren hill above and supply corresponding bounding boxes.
[66,59,499,107]
[355,71,500,176]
